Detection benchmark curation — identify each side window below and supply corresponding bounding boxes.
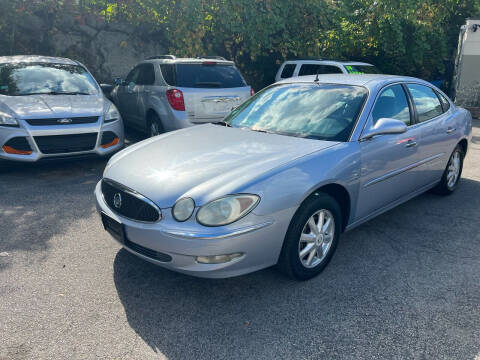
[160,64,176,85]
[372,85,411,125]
[321,65,343,74]
[436,91,451,112]
[125,67,140,85]
[298,64,343,76]
[280,64,296,78]
[137,64,155,86]
[406,84,443,122]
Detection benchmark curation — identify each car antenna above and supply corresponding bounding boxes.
[314,70,319,82]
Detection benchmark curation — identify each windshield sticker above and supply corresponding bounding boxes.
[346,65,364,74]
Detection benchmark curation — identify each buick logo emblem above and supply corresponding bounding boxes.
[57,118,73,124]
[113,193,122,209]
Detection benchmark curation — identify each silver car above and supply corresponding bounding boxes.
[110,55,252,137]
[96,74,472,280]
[0,56,124,162]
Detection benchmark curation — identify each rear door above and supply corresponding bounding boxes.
[131,63,156,128]
[405,83,458,186]
[356,84,424,220]
[175,63,251,123]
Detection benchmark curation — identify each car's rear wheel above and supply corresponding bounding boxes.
[147,113,164,137]
[277,193,342,280]
[433,145,464,195]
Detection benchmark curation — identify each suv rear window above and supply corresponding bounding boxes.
[344,65,380,74]
[298,64,343,76]
[160,63,246,88]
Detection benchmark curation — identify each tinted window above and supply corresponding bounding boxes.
[125,67,140,84]
[437,91,451,112]
[372,85,411,125]
[0,63,98,96]
[407,84,443,122]
[137,63,155,85]
[280,64,296,78]
[175,64,246,88]
[224,84,367,142]
[160,64,176,85]
[299,64,342,76]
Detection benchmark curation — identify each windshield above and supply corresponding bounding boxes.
[224,84,367,142]
[344,65,380,74]
[0,63,99,96]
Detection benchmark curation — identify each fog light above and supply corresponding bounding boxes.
[196,253,243,264]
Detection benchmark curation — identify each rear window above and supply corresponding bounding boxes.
[344,65,380,74]
[161,63,246,88]
[280,64,296,78]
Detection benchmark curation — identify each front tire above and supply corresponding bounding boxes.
[277,193,342,280]
[433,145,464,195]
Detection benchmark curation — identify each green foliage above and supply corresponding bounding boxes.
[0,0,478,90]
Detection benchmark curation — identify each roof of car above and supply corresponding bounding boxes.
[144,57,234,65]
[276,74,428,88]
[0,55,78,65]
[283,59,374,66]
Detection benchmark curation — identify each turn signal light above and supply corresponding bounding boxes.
[166,89,185,111]
[101,137,119,149]
[2,145,32,155]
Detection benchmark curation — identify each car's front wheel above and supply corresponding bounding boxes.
[277,193,342,280]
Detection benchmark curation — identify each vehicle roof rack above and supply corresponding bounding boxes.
[147,55,176,60]
[197,56,227,61]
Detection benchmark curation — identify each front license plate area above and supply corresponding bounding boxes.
[101,212,125,243]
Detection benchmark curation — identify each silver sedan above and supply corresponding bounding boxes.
[96,74,472,280]
[0,56,124,162]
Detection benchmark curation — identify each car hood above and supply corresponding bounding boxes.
[104,124,340,208]
[0,94,105,118]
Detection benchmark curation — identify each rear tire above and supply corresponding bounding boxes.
[432,145,464,195]
[147,113,164,137]
[277,193,342,281]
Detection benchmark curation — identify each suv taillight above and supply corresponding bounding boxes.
[166,89,185,111]
[250,87,255,96]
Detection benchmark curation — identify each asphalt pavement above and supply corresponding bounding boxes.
[1,122,479,360]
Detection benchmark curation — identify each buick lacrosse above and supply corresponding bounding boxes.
[96,74,472,280]
[0,56,123,162]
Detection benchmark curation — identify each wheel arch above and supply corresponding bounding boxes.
[458,138,468,155]
[303,183,351,232]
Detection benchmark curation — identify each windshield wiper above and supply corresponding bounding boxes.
[16,91,92,96]
[212,121,232,127]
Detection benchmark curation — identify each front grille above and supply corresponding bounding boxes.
[101,179,161,222]
[25,116,99,126]
[125,239,172,262]
[34,133,98,154]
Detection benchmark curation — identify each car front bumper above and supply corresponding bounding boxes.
[0,117,124,162]
[94,181,294,278]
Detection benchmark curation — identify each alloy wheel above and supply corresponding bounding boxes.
[447,150,461,189]
[298,209,335,268]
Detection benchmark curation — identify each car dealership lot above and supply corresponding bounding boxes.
[1,122,480,360]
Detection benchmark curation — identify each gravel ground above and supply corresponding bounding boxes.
[1,122,479,360]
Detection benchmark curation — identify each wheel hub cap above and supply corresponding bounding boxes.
[298,209,335,269]
[446,151,461,188]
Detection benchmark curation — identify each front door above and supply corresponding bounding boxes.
[356,84,423,220]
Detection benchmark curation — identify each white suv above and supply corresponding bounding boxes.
[275,59,380,82]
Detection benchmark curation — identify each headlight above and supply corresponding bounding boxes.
[172,197,195,222]
[196,194,260,226]
[0,112,18,127]
[104,103,120,123]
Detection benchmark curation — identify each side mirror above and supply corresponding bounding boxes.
[100,83,114,94]
[361,118,407,140]
[114,77,125,86]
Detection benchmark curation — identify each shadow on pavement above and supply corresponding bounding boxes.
[113,178,480,359]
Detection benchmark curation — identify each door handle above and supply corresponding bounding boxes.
[446,127,456,134]
[405,140,417,148]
